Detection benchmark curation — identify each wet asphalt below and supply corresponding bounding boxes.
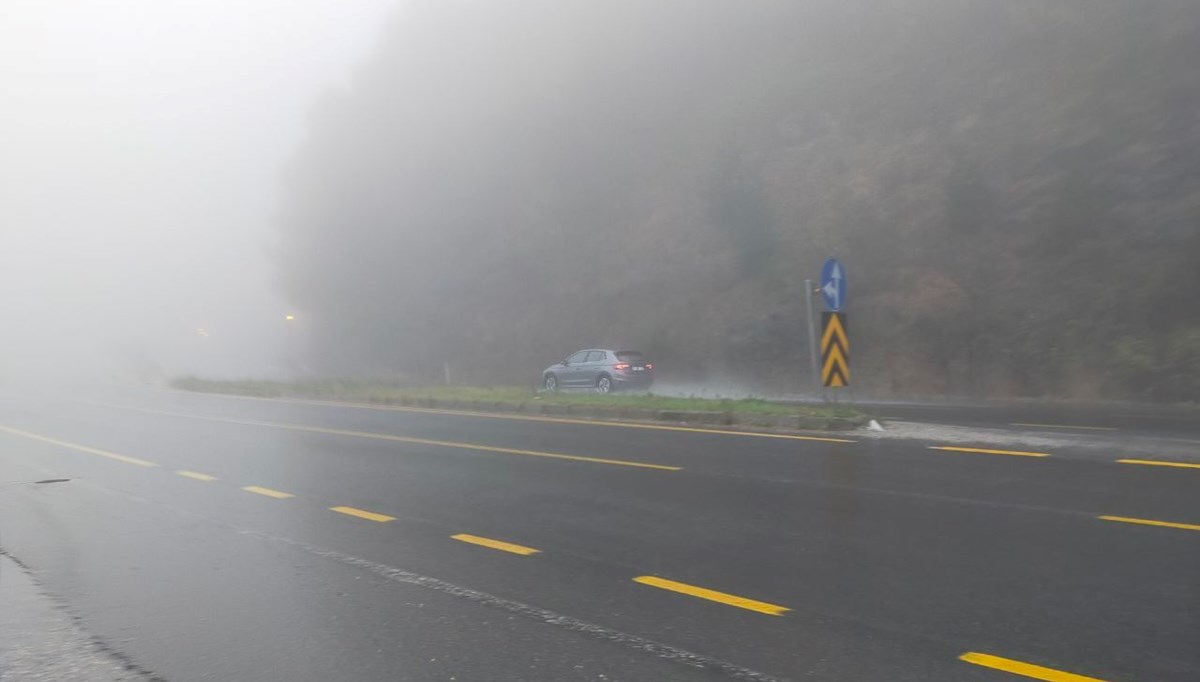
[0,386,1196,682]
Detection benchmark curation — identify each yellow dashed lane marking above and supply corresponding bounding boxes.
[1097,515,1200,532]
[242,485,294,499]
[1117,458,1200,470]
[451,534,540,555]
[633,576,789,616]
[959,652,1108,681]
[121,409,682,471]
[177,470,218,482]
[0,425,157,467]
[330,506,395,522]
[1011,423,1116,431]
[929,446,1049,458]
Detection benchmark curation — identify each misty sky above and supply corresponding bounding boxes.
[0,0,398,379]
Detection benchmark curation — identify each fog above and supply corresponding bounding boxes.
[0,0,397,384]
[271,0,1200,401]
[3,1,1199,401]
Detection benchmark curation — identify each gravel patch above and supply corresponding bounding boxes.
[855,420,1200,462]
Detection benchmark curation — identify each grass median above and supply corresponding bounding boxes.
[170,377,865,428]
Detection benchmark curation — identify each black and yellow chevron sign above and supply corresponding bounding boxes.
[820,312,849,387]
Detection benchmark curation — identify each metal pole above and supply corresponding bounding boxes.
[805,279,820,395]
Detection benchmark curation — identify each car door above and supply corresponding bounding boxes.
[562,350,589,387]
[580,350,606,386]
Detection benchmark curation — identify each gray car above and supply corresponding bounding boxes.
[542,349,654,393]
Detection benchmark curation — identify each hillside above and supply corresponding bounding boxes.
[276,0,1200,401]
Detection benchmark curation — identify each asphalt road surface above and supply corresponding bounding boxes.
[1,386,1197,682]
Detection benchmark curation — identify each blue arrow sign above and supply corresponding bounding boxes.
[820,258,846,312]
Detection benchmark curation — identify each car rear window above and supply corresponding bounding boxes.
[615,351,644,361]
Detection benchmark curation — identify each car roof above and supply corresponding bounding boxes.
[574,348,640,354]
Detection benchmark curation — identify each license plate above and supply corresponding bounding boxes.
[632,366,645,371]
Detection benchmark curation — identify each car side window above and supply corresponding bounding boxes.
[590,351,607,363]
[567,351,588,364]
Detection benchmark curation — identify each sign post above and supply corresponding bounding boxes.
[818,258,850,389]
[820,312,849,387]
[805,278,820,392]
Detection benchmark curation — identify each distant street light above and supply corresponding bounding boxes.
[284,314,296,321]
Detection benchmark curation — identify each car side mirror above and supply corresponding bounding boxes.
[561,359,570,366]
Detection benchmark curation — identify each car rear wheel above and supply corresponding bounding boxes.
[596,375,612,394]
[544,374,558,392]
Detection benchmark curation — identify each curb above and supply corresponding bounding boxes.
[171,388,869,433]
[355,396,866,432]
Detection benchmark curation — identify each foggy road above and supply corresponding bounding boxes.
[6,2,1199,680]
[1,387,1196,682]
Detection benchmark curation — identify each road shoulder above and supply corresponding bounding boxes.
[0,551,160,681]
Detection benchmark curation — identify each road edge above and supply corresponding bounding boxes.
[173,388,869,432]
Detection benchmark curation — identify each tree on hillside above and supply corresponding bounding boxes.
[275,0,1200,401]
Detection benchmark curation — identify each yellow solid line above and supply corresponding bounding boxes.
[451,533,540,555]
[929,445,1050,458]
[1117,459,1200,470]
[578,421,855,444]
[123,409,682,471]
[267,421,680,470]
[1097,515,1200,532]
[242,485,294,499]
[959,652,1107,681]
[1012,423,1117,431]
[0,425,157,467]
[633,576,789,616]
[177,470,218,482]
[163,394,857,444]
[330,506,395,522]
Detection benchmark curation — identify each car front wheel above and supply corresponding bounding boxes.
[544,374,558,392]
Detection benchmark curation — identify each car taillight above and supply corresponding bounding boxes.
[613,363,630,370]
[645,363,653,370]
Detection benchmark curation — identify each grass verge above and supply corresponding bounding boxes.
[170,377,864,423]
